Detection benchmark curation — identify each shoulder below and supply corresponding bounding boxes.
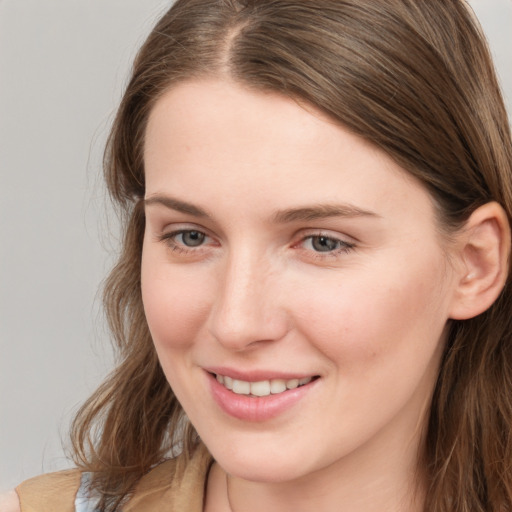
[0,490,21,512]
[11,445,212,512]
[15,469,82,511]
[124,444,213,511]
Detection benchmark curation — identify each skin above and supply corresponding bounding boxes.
[141,79,464,512]
[0,490,20,512]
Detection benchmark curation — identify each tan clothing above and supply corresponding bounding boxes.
[16,446,213,511]
[16,470,80,512]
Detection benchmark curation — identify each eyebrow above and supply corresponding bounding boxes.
[144,194,379,222]
[144,195,210,217]
[272,204,379,223]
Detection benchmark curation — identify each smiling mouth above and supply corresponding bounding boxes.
[213,373,319,397]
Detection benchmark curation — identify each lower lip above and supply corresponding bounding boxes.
[207,373,318,422]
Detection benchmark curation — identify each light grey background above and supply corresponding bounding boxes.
[0,0,510,492]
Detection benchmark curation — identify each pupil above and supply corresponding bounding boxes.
[312,236,338,252]
[183,231,204,247]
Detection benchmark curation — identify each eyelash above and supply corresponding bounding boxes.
[158,229,356,258]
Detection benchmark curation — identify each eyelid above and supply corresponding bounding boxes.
[161,228,209,241]
[293,227,357,245]
[156,221,214,238]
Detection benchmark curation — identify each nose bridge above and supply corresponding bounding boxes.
[208,243,287,350]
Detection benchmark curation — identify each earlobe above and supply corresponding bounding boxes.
[449,202,511,320]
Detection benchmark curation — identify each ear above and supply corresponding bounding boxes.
[449,202,511,320]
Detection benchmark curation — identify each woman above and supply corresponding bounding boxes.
[8,0,512,510]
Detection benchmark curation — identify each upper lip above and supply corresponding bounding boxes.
[204,366,319,382]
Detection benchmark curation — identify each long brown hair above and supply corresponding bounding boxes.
[71,1,512,510]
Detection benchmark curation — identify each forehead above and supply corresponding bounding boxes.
[144,78,434,227]
[145,79,343,158]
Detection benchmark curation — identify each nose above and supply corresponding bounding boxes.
[207,249,289,351]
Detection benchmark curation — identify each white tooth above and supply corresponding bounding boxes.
[286,378,299,390]
[232,379,251,395]
[216,374,224,384]
[270,379,287,394]
[250,380,271,397]
[299,377,312,386]
[224,376,233,390]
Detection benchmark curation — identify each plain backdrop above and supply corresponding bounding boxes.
[0,0,511,492]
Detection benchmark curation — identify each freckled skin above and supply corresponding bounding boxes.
[141,79,460,511]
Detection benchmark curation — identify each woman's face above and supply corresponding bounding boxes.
[142,79,459,484]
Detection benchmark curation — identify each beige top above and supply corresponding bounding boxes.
[16,445,213,511]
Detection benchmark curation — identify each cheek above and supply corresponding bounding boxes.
[141,254,212,352]
[292,257,450,374]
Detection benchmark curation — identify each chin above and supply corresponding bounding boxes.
[206,439,315,483]
[224,458,307,483]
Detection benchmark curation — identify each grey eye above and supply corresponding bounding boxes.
[180,231,206,247]
[311,236,341,252]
